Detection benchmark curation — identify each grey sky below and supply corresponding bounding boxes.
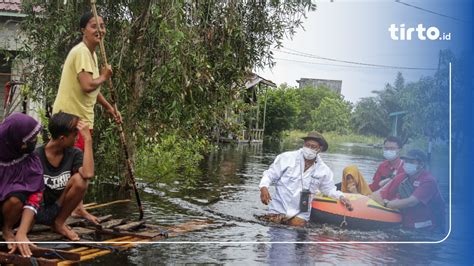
[256,0,467,104]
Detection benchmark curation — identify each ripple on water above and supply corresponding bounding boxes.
[88,143,453,265]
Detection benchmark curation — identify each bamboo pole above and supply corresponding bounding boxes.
[89,0,144,220]
[68,247,89,253]
[76,239,145,262]
[78,249,101,256]
[262,87,268,138]
[102,236,135,242]
[57,261,75,266]
[84,199,131,210]
[77,250,111,262]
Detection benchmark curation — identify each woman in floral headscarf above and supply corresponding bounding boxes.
[0,112,44,257]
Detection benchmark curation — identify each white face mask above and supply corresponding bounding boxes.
[403,162,418,175]
[383,149,398,161]
[302,147,319,160]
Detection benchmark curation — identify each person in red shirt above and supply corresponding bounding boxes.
[369,136,405,192]
[371,149,445,231]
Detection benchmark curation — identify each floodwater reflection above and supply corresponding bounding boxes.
[86,141,455,265]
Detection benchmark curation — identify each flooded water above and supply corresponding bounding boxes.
[80,141,462,265]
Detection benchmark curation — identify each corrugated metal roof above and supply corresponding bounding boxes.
[0,0,21,13]
[245,73,276,89]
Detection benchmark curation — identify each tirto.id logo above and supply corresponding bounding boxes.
[389,24,451,41]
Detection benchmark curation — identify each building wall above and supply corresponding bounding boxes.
[297,78,342,94]
[0,16,22,51]
[1,16,41,121]
[1,16,19,119]
[0,55,11,119]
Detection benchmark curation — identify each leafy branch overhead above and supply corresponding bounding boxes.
[18,0,315,178]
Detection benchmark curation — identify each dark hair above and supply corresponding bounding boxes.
[80,11,95,29]
[49,112,79,139]
[401,149,428,165]
[384,136,403,148]
[74,11,98,46]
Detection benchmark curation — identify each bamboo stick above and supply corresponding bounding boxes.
[77,250,111,262]
[102,236,135,242]
[89,0,144,221]
[68,247,89,253]
[82,202,97,208]
[78,248,101,256]
[58,259,79,264]
[113,221,145,231]
[55,232,152,264]
[100,218,127,229]
[84,199,131,210]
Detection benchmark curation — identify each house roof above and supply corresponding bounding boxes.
[245,73,276,89]
[296,77,342,83]
[0,0,21,13]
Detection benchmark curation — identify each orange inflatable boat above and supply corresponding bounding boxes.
[310,193,402,230]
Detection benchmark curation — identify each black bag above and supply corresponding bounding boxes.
[398,177,415,199]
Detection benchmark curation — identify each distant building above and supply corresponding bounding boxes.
[219,73,276,144]
[1,0,40,120]
[296,78,342,94]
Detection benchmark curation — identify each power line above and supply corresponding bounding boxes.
[276,48,437,70]
[394,0,469,23]
[274,57,384,69]
[274,57,434,71]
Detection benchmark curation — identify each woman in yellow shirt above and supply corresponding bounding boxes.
[52,11,121,224]
[52,11,120,150]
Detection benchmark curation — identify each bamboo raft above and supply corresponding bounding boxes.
[0,200,225,265]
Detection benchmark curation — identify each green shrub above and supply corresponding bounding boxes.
[135,132,209,185]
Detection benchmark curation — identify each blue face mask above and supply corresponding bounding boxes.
[403,162,418,175]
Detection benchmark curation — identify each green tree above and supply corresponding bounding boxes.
[372,72,404,115]
[400,76,448,140]
[310,97,352,134]
[349,57,451,141]
[263,84,300,137]
[296,86,340,130]
[351,97,390,136]
[18,0,315,178]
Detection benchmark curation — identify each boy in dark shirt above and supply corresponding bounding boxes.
[36,112,96,240]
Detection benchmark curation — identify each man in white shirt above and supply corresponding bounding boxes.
[259,132,352,226]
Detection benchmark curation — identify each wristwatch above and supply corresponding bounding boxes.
[383,199,389,208]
